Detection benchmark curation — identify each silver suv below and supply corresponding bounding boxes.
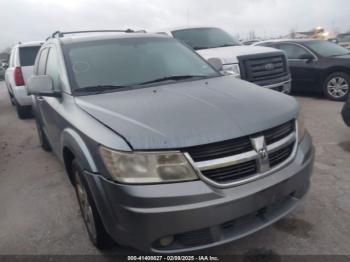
[5,41,42,118]
[27,30,314,253]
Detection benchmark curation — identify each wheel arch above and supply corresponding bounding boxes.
[323,67,350,83]
[61,128,98,185]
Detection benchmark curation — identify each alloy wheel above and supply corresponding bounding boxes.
[75,170,97,241]
[327,76,349,99]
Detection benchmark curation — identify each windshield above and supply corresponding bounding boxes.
[172,28,241,50]
[304,40,350,57]
[339,35,350,42]
[64,37,219,92]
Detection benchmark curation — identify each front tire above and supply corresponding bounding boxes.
[324,72,350,101]
[72,160,114,250]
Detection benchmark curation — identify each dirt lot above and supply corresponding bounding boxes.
[0,80,350,256]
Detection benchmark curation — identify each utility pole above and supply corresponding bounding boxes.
[187,7,190,26]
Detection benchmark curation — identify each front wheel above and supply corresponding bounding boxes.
[72,160,114,250]
[324,72,350,101]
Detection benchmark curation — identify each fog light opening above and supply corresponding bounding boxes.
[159,235,174,247]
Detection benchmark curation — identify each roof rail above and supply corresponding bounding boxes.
[46,29,141,40]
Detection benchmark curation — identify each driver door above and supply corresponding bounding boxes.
[276,43,320,92]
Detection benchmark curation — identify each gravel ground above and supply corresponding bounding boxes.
[0,81,349,257]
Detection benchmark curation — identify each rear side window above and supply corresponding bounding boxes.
[19,46,41,66]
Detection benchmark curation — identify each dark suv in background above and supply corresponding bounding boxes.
[255,39,350,101]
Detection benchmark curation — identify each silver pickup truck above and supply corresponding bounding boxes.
[27,30,314,253]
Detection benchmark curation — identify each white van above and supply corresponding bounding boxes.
[5,41,42,118]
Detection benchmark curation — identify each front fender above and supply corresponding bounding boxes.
[60,128,98,173]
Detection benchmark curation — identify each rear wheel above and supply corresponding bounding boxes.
[72,160,114,250]
[7,90,15,106]
[324,72,350,101]
[15,101,32,119]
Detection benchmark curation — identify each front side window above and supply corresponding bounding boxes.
[278,43,312,59]
[172,28,241,50]
[19,46,41,66]
[45,48,61,91]
[64,37,219,92]
[304,40,350,57]
[37,48,49,75]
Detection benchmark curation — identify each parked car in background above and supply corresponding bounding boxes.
[0,64,5,80]
[5,41,42,118]
[241,39,261,46]
[254,39,350,101]
[338,33,350,50]
[27,30,314,253]
[156,27,292,93]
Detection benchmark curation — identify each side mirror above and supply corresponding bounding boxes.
[2,63,8,69]
[299,53,314,61]
[27,75,61,97]
[208,57,223,72]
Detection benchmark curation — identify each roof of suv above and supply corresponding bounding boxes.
[15,41,43,48]
[51,32,168,45]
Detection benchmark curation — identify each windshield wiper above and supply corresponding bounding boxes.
[138,75,208,85]
[75,85,130,94]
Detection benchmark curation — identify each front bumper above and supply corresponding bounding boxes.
[84,132,314,253]
[262,80,291,94]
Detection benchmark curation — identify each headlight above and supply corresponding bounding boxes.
[99,147,198,184]
[222,63,240,78]
[297,110,305,143]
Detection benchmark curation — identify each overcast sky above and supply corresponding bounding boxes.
[1,0,350,51]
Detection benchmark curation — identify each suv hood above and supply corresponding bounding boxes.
[75,76,298,150]
[197,46,282,64]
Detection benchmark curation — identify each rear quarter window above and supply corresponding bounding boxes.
[19,46,41,66]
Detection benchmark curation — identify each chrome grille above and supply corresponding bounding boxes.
[185,137,252,162]
[240,54,289,86]
[265,121,295,145]
[201,160,257,183]
[269,143,294,168]
[186,120,297,187]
